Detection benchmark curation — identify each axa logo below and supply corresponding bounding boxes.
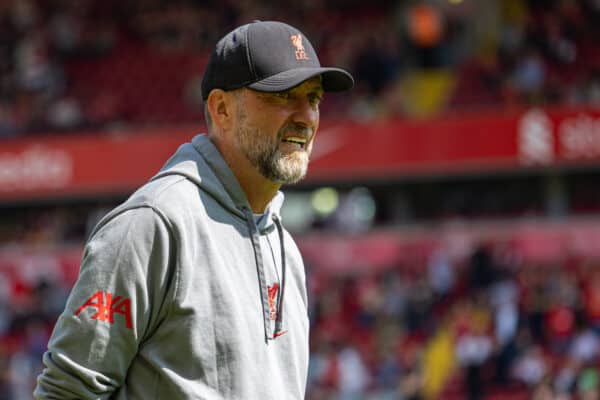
[267,283,279,321]
[74,291,133,329]
[290,34,309,61]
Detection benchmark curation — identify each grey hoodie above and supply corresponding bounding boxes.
[34,134,310,399]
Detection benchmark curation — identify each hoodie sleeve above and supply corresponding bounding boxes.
[34,206,176,399]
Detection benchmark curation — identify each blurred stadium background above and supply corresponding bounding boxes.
[1,0,600,399]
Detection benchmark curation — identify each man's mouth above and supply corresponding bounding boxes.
[281,136,308,149]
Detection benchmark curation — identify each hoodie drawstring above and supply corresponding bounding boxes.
[241,206,287,342]
[242,206,272,343]
[272,215,286,338]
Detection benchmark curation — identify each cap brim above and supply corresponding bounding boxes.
[247,67,354,93]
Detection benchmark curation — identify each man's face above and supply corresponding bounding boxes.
[233,76,323,184]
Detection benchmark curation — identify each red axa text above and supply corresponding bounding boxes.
[74,291,133,329]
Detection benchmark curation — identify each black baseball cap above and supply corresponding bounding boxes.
[201,21,354,100]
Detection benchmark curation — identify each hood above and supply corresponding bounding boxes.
[152,134,284,232]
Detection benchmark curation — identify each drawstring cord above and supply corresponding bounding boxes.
[241,206,288,342]
[272,215,287,338]
[241,206,271,343]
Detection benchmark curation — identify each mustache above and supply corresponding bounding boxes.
[278,123,313,140]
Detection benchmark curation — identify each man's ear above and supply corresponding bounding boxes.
[206,89,236,132]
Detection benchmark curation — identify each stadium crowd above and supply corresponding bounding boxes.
[304,245,600,400]
[0,0,599,136]
[3,214,600,399]
[2,0,600,398]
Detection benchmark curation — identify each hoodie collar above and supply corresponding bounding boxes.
[193,135,284,232]
[152,134,284,230]
[191,135,250,211]
[254,192,284,233]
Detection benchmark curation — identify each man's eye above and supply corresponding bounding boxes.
[309,94,322,106]
[273,92,290,99]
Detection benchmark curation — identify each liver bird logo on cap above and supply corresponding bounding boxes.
[290,34,309,61]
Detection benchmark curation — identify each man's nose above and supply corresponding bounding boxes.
[291,98,319,130]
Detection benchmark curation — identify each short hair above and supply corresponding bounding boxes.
[203,102,213,133]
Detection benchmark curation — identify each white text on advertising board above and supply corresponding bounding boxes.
[0,146,72,191]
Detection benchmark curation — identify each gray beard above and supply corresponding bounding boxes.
[235,115,311,184]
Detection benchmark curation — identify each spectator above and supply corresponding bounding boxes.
[14,29,63,96]
[337,344,370,399]
[578,367,600,400]
[428,247,455,299]
[489,268,520,385]
[454,297,493,400]
[531,377,555,400]
[0,103,20,137]
[569,321,600,365]
[45,96,84,131]
[512,345,548,387]
[0,346,13,400]
[467,245,497,292]
[509,47,546,103]
[398,343,425,400]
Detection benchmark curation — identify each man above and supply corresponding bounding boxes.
[34,20,353,399]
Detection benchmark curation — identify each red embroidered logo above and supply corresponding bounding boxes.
[274,330,288,338]
[74,291,133,329]
[290,34,309,61]
[267,283,279,321]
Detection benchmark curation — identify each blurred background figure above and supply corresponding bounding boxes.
[2,0,600,398]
